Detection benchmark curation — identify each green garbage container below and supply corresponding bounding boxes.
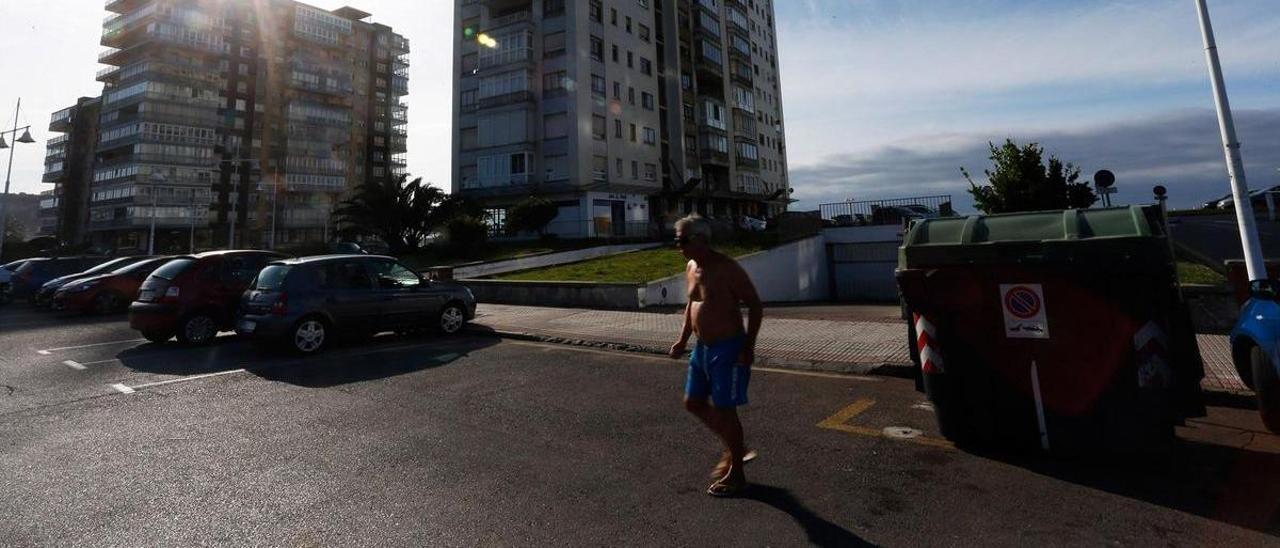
[896,206,1205,453]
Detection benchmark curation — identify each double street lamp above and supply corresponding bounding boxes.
[0,98,37,260]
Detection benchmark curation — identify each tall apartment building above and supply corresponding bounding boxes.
[51,0,409,251]
[452,0,789,238]
[40,97,103,244]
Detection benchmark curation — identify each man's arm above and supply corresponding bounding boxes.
[669,263,695,358]
[733,262,763,366]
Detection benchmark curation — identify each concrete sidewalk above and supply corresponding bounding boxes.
[472,304,1252,397]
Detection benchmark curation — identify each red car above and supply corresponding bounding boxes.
[128,250,286,345]
[51,256,175,314]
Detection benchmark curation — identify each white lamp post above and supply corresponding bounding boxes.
[0,98,37,260]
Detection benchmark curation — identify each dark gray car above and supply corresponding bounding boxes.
[235,255,477,354]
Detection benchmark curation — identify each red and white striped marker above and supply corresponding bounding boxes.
[1133,320,1172,388]
[914,313,944,374]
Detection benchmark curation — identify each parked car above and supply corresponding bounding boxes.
[52,256,175,314]
[0,259,33,304]
[235,255,477,354]
[128,250,287,345]
[8,256,111,302]
[34,255,151,307]
[1229,279,1280,433]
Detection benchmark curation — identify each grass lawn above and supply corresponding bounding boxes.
[493,242,769,283]
[399,240,606,270]
[1178,261,1227,285]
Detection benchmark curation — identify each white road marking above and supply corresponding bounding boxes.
[111,368,249,394]
[62,360,86,370]
[80,358,122,366]
[36,338,145,355]
[912,401,935,411]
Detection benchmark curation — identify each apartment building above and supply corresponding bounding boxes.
[40,97,103,244]
[452,0,789,238]
[55,0,408,250]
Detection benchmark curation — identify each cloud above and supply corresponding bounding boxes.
[788,108,1280,212]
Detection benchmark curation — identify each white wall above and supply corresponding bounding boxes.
[456,242,661,279]
[641,235,829,307]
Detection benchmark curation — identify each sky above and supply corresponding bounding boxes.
[0,0,1276,212]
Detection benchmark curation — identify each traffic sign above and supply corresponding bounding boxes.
[1095,170,1116,188]
[1000,284,1050,339]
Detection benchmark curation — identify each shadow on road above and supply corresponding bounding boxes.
[982,440,1280,535]
[251,331,502,387]
[113,330,503,388]
[745,484,876,548]
[0,309,127,334]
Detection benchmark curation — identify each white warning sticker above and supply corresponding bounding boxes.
[1000,284,1049,339]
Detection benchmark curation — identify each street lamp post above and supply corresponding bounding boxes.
[0,98,37,261]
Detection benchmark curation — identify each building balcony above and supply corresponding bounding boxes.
[47,134,69,147]
[460,173,532,191]
[49,107,74,132]
[734,156,760,170]
[96,65,121,82]
[392,35,410,54]
[477,47,533,72]
[104,0,145,14]
[476,90,534,110]
[485,10,532,32]
[391,76,409,95]
[699,148,730,166]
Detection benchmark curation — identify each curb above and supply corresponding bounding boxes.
[469,326,1260,409]
[470,325,917,378]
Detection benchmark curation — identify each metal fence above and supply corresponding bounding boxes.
[493,220,659,241]
[819,195,955,226]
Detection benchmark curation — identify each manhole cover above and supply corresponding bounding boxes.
[883,426,923,439]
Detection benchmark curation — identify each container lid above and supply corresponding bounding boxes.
[904,205,1161,246]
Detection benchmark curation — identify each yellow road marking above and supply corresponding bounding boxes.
[818,399,954,450]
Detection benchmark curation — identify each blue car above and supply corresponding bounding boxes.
[1229,279,1280,432]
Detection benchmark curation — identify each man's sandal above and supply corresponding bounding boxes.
[710,449,758,479]
[706,479,748,498]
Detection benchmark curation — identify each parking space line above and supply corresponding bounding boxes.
[818,399,954,450]
[112,368,248,394]
[37,338,145,355]
[62,360,86,370]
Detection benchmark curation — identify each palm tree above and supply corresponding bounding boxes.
[333,175,457,255]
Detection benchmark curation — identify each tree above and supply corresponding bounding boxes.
[505,195,559,237]
[333,175,459,255]
[4,216,25,243]
[962,139,1098,214]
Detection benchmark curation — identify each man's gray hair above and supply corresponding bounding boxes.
[675,214,713,240]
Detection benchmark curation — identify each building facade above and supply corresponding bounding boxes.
[41,97,103,244]
[452,0,789,238]
[49,0,408,251]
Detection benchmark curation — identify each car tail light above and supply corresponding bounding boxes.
[271,292,288,316]
[161,286,180,302]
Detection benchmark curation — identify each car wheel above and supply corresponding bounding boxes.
[292,317,328,354]
[142,330,172,344]
[177,314,218,346]
[438,303,466,334]
[92,292,121,315]
[1252,346,1280,433]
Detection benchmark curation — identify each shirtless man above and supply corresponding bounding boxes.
[668,214,763,497]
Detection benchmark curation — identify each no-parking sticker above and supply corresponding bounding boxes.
[1000,284,1049,339]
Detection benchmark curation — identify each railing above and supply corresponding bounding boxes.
[50,107,74,125]
[96,65,121,81]
[461,173,531,190]
[819,195,956,226]
[478,47,532,69]
[487,11,531,30]
[47,134,69,147]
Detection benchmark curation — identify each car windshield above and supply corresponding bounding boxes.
[149,258,196,280]
[114,257,168,275]
[82,257,137,275]
[254,265,292,291]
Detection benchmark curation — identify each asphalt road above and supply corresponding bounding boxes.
[1173,214,1280,266]
[2,305,1279,546]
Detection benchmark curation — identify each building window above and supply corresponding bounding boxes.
[628,87,635,105]
[544,0,565,16]
[610,8,617,25]
[544,113,568,139]
[641,92,655,110]
[643,127,656,145]
[592,115,607,140]
[591,74,606,96]
[625,16,632,33]
[543,70,567,95]
[613,81,622,99]
[644,163,657,181]
[612,44,619,63]
[614,119,623,139]
[590,36,604,61]
[640,58,652,76]
[615,158,624,176]
[631,160,639,179]
[639,24,650,42]
[478,70,530,99]
[630,123,637,142]
[589,0,602,23]
[627,51,634,68]
[544,31,566,57]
